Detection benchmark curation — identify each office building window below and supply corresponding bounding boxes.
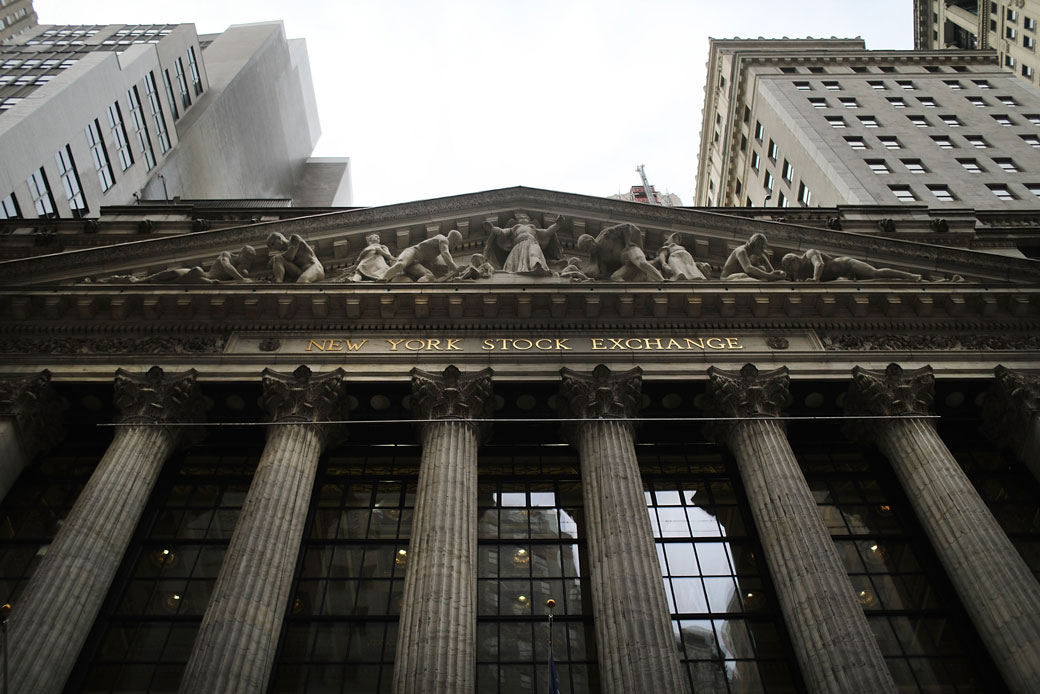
[174,57,191,109]
[940,115,962,127]
[825,116,846,128]
[1026,114,1040,125]
[1024,65,1035,78]
[163,69,180,121]
[1007,28,1018,40]
[987,184,1016,200]
[809,98,828,108]
[127,86,156,170]
[754,121,764,142]
[823,80,841,91]
[777,191,788,207]
[26,168,56,218]
[991,114,1014,126]
[85,119,115,192]
[779,66,799,74]
[839,97,859,108]
[767,140,778,161]
[867,80,886,90]
[763,171,774,192]
[858,116,879,128]
[55,145,88,218]
[964,135,989,148]
[889,185,917,202]
[972,79,992,89]
[958,159,984,173]
[781,160,794,183]
[993,158,1020,173]
[918,97,938,108]
[896,80,915,90]
[743,106,750,124]
[908,115,929,127]
[794,81,811,91]
[867,160,891,175]
[887,97,907,108]
[798,181,812,206]
[107,102,134,172]
[943,80,963,90]
[750,152,760,172]
[1005,55,1017,68]
[1021,134,1040,148]
[879,136,903,149]
[1025,16,1037,30]
[966,96,986,107]
[901,159,927,174]
[145,72,171,154]
[0,192,21,219]
[1025,36,1036,49]
[186,46,203,96]
[845,136,867,150]
[808,66,825,74]
[1025,184,1040,199]
[740,134,747,152]
[928,185,955,201]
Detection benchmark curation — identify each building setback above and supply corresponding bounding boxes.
[0,186,1038,693]
[0,21,351,219]
[695,38,1040,220]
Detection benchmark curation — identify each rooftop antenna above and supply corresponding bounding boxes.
[635,164,660,205]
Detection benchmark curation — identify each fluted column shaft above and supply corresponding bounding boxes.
[7,367,200,694]
[728,419,895,693]
[179,423,324,694]
[180,365,345,694]
[559,365,689,694]
[874,417,1040,693]
[393,420,479,694]
[576,419,690,694]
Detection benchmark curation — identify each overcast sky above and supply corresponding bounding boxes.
[36,1,913,207]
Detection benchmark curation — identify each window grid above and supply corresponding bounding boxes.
[107,102,134,172]
[879,136,903,150]
[56,144,88,217]
[26,168,56,218]
[0,191,20,219]
[126,86,156,170]
[173,57,191,110]
[186,46,203,95]
[162,69,180,121]
[144,72,171,154]
[86,119,115,192]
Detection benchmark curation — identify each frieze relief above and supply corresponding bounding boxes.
[822,333,1040,351]
[0,335,228,354]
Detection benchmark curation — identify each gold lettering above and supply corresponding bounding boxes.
[427,339,442,351]
[591,338,607,350]
[726,337,743,350]
[446,338,461,351]
[513,338,533,350]
[386,338,405,351]
[482,339,495,351]
[685,338,705,349]
[624,338,643,349]
[306,339,327,352]
[534,338,552,350]
[344,339,367,351]
[609,338,625,349]
[666,338,684,350]
[706,337,726,349]
[555,338,571,350]
[645,338,663,350]
[327,339,344,351]
[405,339,425,351]
[494,338,510,350]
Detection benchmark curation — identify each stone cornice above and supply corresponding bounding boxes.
[410,365,494,442]
[0,370,65,458]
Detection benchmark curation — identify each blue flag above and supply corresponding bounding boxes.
[549,649,561,694]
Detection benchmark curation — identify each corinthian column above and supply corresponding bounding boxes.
[7,366,203,694]
[180,366,347,694]
[704,364,895,694]
[393,366,493,694]
[982,365,1040,483]
[845,363,1040,694]
[0,370,64,503]
[558,365,689,694]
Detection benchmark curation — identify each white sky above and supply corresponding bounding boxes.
[35,1,913,207]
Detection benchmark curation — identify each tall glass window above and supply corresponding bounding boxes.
[55,144,88,217]
[127,85,156,169]
[26,167,57,218]
[0,191,21,219]
[163,69,180,121]
[186,46,203,95]
[107,102,134,171]
[144,72,171,153]
[86,119,115,192]
[173,57,191,109]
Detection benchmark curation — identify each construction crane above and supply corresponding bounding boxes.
[635,164,659,205]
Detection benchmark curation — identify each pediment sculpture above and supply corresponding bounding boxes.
[91,245,257,284]
[482,213,566,276]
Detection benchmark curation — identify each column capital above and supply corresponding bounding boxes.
[410,365,494,441]
[982,366,1040,452]
[260,365,348,445]
[843,363,934,441]
[559,365,642,442]
[114,366,205,444]
[0,370,65,458]
[703,363,791,444]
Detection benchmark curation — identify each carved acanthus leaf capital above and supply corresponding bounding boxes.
[982,366,1040,451]
[703,363,791,444]
[114,366,205,445]
[559,365,643,442]
[260,365,348,445]
[0,370,65,458]
[410,365,494,441]
[843,363,934,442]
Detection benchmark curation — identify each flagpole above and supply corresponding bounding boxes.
[546,598,555,694]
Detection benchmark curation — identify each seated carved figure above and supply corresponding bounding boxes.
[781,249,923,282]
[351,233,396,281]
[577,223,664,282]
[267,232,325,283]
[482,213,565,275]
[656,233,709,280]
[721,233,785,281]
[382,229,463,282]
[455,253,496,281]
[95,245,257,284]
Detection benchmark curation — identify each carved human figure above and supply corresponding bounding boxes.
[266,232,325,283]
[720,233,785,281]
[382,229,463,282]
[95,245,257,284]
[577,222,664,282]
[656,232,709,280]
[781,249,923,282]
[482,213,565,275]
[455,253,496,281]
[560,256,592,282]
[351,233,396,281]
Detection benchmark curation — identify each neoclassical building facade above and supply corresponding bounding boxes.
[0,187,1038,694]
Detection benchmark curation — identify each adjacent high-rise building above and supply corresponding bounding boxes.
[695,38,1040,216]
[0,20,351,219]
[0,0,36,43]
[914,0,1040,87]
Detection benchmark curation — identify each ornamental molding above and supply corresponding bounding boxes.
[410,365,494,441]
[0,336,227,355]
[259,365,348,446]
[703,363,791,444]
[113,366,206,444]
[843,364,935,443]
[558,364,643,442]
[822,333,1040,351]
[0,370,65,458]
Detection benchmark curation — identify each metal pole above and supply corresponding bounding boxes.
[2,602,10,694]
[546,598,556,694]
